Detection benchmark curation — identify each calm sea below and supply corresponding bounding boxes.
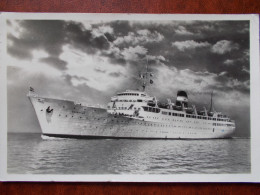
[7,133,250,174]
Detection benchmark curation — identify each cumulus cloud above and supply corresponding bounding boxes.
[147,55,167,63]
[172,40,211,51]
[174,26,193,35]
[211,40,239,54]
[121,46,148,61]
[113,29,164,45]
[91,25,114,37]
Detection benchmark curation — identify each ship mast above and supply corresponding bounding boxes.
[140,57,154,92]
[209,91,214,112]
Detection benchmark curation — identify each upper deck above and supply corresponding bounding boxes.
[111,90,154,102]
[108,89,234,125]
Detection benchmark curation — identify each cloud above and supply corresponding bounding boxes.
[65,22,111,54]
[91,25,114,37]
[172,40,211,51]
[59,45,127,91]
[109,72,123,77]
[40,56,67,70]
[223,59,235,66]
[147,55,167,63]
[121,46,148,61]
[174,26,193,35]
[152,64,249,100]
[69,75,89,86]
[7,20,114,64]
[8,20,67,58]
[219,71,227,76]
[211,40,239,54]
[113,29,164,45]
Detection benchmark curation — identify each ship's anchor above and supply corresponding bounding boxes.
[46,106,53,113]
[46,106,54,123]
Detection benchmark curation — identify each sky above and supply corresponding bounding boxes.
[6,19,250,136]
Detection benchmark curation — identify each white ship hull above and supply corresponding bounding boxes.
[28,95,235,139]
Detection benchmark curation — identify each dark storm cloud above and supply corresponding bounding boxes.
[7,20,113,68]
[7,20,66,58]
[109,21,132,36]
[7,34,33,59]
[65,22,111,54]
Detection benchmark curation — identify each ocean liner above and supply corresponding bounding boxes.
[27,68,235,139]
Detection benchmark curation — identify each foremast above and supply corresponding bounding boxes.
[139,59,154,91]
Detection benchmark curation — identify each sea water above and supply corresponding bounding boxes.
[7,133,250,174]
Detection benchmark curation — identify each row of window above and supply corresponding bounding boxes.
[186,114,230,121]
[116,107,128,110]
[117,93,140,96]
[146,109,230,122]
[217,114,228,118]
[113,99,143,102]
[143,106,160,113]
[142,107,231,122]
[213,123,235,127]
[162,111,185,117]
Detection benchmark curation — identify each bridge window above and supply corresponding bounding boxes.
[142,106,160,113]
[162,111,168,115]
[143,107,148,111]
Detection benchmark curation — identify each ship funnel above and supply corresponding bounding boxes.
[176,90,188,108]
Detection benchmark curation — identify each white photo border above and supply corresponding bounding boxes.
[0,13,259,182]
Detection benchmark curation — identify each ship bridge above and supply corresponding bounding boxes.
[111,90,153,102]
[107,90,154,116]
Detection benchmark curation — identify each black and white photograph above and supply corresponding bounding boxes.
[0,13,259,182]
